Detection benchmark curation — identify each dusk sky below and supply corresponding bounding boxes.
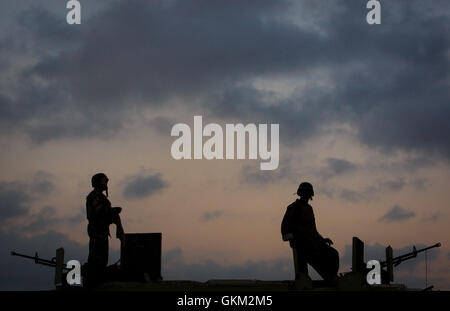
[0,0,449,290]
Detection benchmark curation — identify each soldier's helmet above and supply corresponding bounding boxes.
[297,182,314,198]
[91,173,108,188]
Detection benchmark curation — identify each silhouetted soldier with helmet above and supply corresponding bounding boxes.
[281,182,339,286]
[86,173,124,286]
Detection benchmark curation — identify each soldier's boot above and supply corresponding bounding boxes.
[327,275,338,287]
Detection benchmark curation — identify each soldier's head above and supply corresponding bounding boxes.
[297,182,314,202]
[91,173,109,194]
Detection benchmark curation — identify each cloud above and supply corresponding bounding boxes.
[0,172,56,225]
[148,116,175,136]
[240,157,295,185]
[378,205,416,223]
[201,211,223,222]
[411,178,429,191]
[122,172,169,199]
[381,178,406,192]
[29,171,55,196]
[0,173,83,235]
[339,178,415,203]
[339,186,379,203]
[421,213,442,223]
[327,158,357,175]
[20,205,84,233]
[316,158,357,180]
[0,182,31,224]
[339,189,363,203]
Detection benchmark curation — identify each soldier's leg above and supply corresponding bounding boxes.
[321,245,339,285]
[292,245,313,290]
[308,240,339,284]
[87,237,99,286]
[98,237,109,281]
[293,246,308,279]
[328,246,339,278]
[99,237,109,270]
[87,237,109,285]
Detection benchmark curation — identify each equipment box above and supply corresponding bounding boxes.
[120,233,162,281]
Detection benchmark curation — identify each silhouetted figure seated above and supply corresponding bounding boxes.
[281,182,339,286]
[85,173,124,287]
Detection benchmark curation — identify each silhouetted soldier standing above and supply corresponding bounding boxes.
[86,173,124,286]
[281,182,339,285]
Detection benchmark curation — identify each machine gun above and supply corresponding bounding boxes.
[380,242,441,286]
[11,248,71,287]
[351,237,441,287]
[11,233,163,288]
[11,250,69,270]
[380,243,441,268]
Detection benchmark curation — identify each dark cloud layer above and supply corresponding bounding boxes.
[122,173,169,199]
[0,1,448,290]
[0,0,447,164]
